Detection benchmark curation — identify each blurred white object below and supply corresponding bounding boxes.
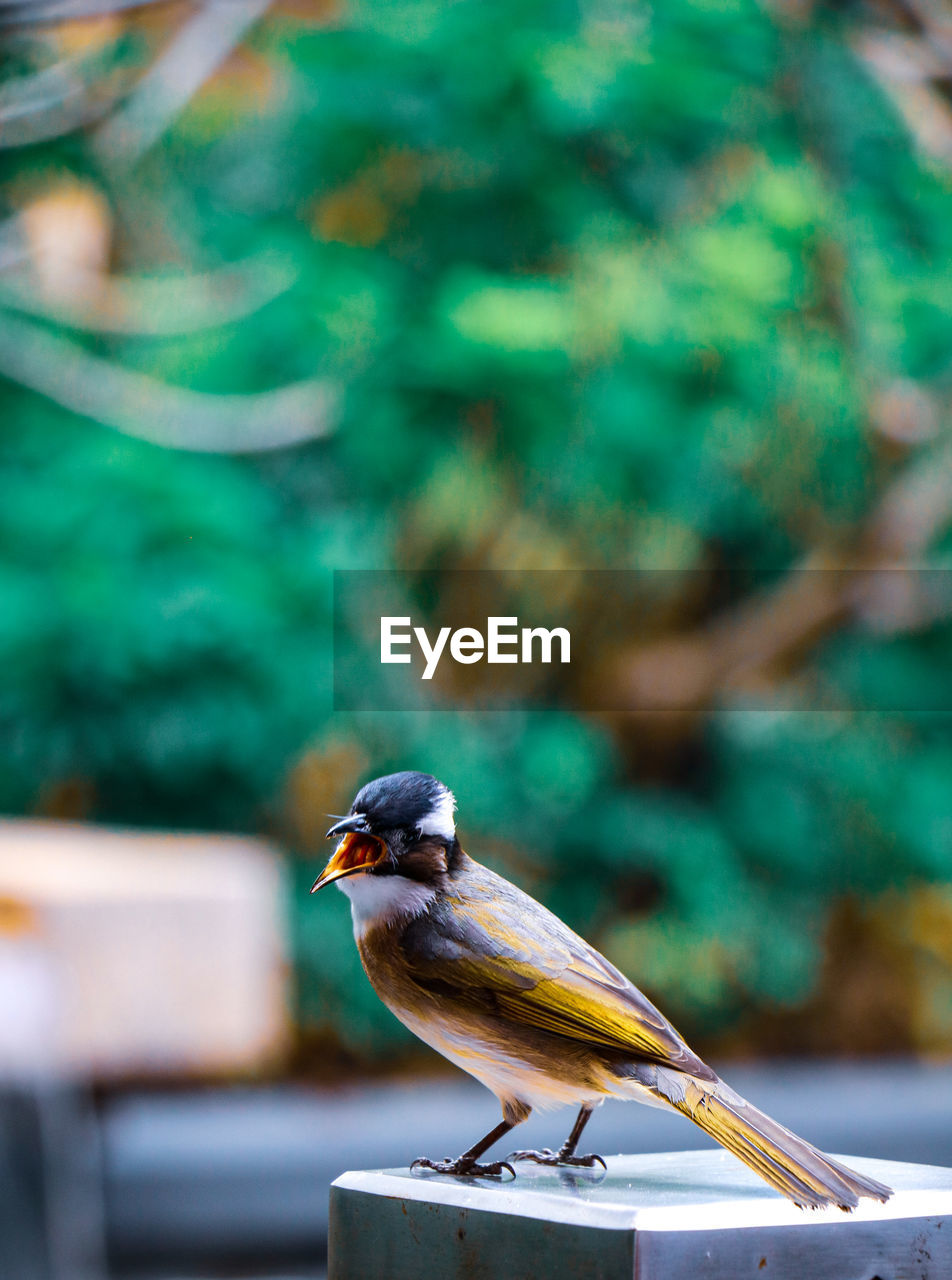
[0,918,58,1078]
[0,821,287,1079]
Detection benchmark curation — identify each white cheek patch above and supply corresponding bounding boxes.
[416,787,456,841]
[337,873,436,935]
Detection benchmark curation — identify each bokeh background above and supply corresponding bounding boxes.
[1,0,952,1276]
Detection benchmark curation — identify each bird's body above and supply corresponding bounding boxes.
[348,848,708,1123]
[314,771,892,1211]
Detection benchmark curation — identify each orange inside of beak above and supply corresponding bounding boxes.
[311,831,388,892]
[334,832,385,872]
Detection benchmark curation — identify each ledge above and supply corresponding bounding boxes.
[330,1150,952,1279]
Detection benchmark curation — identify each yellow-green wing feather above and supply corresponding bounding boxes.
[400,856,712,1078]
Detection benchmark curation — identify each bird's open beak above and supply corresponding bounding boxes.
[310,821,390,893]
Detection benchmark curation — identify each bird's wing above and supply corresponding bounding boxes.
[400,863,711,1077]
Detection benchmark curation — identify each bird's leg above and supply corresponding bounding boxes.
[507,1105,606,1170]
[411,1117,517,1178]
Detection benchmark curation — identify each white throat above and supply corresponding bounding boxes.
[336,872,436,936]
[417,786,456,841]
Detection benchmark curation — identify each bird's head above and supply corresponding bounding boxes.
[310,771,456,894]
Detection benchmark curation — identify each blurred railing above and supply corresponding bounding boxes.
[101,1062,952,1277]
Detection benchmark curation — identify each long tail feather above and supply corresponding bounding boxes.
[649,1069,893,1210]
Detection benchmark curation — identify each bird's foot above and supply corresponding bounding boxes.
[410,1155,515,1179]
[506,1147,606,1170]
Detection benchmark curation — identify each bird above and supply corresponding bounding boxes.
[311,770,892,1211]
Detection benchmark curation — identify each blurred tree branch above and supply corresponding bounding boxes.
[852,0,952,165]
[0,310,338,452]
[0,0,157,23]
[610,424,952,718]
[93,0,271,164]
[0,248,298,334]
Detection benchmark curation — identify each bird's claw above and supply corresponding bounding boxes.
[506,1148,606,1170]
[577,1152,607,1171]
[410,1155,515,1179]
[507,1147,555,1162]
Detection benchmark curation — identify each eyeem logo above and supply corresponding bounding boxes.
[381,616,571,680]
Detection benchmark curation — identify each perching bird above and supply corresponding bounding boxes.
[311,771,892,1211]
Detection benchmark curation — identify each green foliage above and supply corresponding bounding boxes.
[3,0,952,1060]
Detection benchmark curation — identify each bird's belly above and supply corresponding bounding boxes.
[393,1003,606,1112]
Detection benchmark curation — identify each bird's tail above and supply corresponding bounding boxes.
[649,1069,892,1210]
